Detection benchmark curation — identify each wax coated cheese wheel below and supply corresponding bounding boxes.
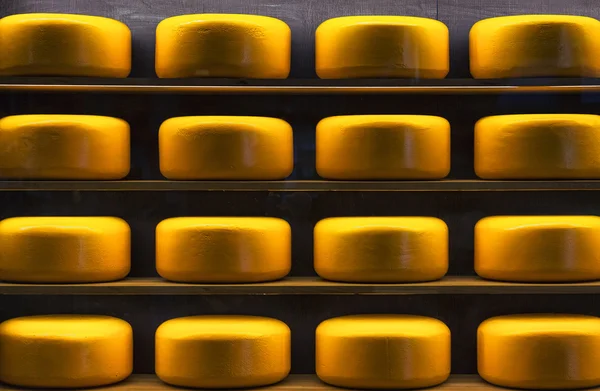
[470,15,600,78]
[478,314,600,389]
[475,216,600,282]
[317,115,450,179]
[316,315,451,389]
[314,217,448,282]
[0,315,132,388]
[475,114,600,179]
[0,217,130,283]
[156,14,291,78]
[156,315,290,388]
[0,115,130,179]
[0,13,131,77]
[316,16,449,79]
[156,217,291,282]
[159,116,293,180]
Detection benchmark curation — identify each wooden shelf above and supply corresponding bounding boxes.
[0,375,539,390]
[0,77,599,94]
[1,179,600,192]
[3,277,600,295]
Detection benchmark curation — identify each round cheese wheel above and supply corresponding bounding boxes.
[0,115,130,180]
[159,116,293,180]
[316,115,450,179]
[478,314,600,389]
[316,16,449,79]
[316,315,451,389]
[156,14,291,78]
[0,315,132,388]
[475,114,600,179]
[156,217,291,282]
[470,15,600,78]
[156,315,290,388]
[0,13,131,77]
[0,217,130,283]
[475,216,600,282]
[314,217,448,282]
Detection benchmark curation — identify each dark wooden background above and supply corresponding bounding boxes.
[1,0,599,377]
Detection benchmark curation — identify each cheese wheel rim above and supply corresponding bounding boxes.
[0,13,131,77]
[156,14,291,78]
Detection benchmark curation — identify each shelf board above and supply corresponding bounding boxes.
[1,179,600,192]
[3,277,600,295]
[1,77,600,94]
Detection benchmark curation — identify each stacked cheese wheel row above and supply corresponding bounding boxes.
[2,215,600,283]
[2,13,600,78]
[2,314,600,390]
[4,114,600,180]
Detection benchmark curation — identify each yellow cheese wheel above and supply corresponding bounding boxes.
[314,217,448,282]
[475,216,600,282]
[0,115,130,179]
[316,16,449,79]
[156,217,291,282]
[0,315,132,388]
[0,13,131,77]
[159,116,293,180]
[155,14,291,78]
[156,315,290,388]
[316,115,450,179]
[470,15,600,78]
[316,315,451,389]
[478,314,600,389]
[475,114,600,179]
[0,217,130,283]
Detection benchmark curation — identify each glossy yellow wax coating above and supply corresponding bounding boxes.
[316,16,449,79]
[0,217,131,283]
[156,316,291,388]
[470,15,600,78]
[316,315,451,389]
[156,217,291,282]
[317,115,450,179]
[0,115,130,179]
[0,315,133,388]
[156,14,291,78]
[479,314,600,389]
[315,217,448,282]
[0,13,131,77]
[475,216,600,282]
[475,114,600,179]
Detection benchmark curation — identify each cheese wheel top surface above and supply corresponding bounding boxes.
[480,314,600,334]
[0,13,131,77]
[159,116,293,180]
[317,314,449,336]
[316,16,449,79]
[475,114,600,179]
[470,15,600,78]
[317,115,450,180]
[0,315,130,339]
[157,315,290,338]
[156,14,290,78]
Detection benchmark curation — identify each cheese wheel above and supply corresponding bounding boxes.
[478,314,600,389]
[316,16,449,79]
[475,114,600,179]
[316,315,451,389]
[314,217,448,282]
[0,315,132,388]
[0,115,130,179]
[159,116,293,180]
[470,15,600,78]
[0,13,131,77]
[316,115,450,179]
[156,217,291,282]
[475,216,600,282]
[156,315,290,388]
[0,217,130,283]
[156,14,291,78]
